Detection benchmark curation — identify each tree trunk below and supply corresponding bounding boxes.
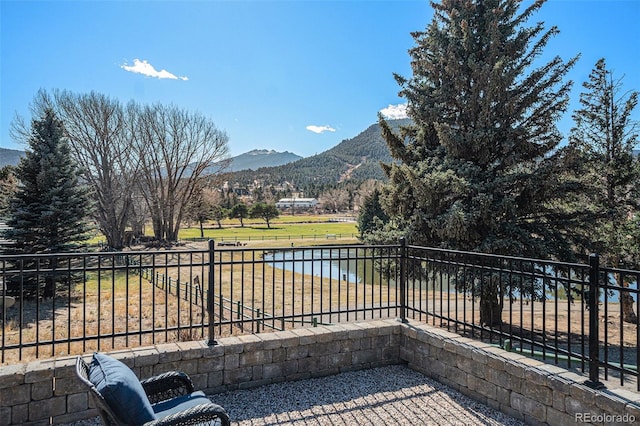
[106,233,124,251]
[617,272,637,324]
[621,291,638,323]
[479,279,502,327]
[152,219,163,241]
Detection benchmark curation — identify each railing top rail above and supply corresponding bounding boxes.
[0,247,210,260]
[406,244,589,269]
[599,264,640,275]
[0,242,606,273]
[0,242,401,260]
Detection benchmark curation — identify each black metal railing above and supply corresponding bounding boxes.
[597,260,640,388]
[207,242,402,340]
[0,240,637,390]
[402,244,638,390]
[0,249,211,362]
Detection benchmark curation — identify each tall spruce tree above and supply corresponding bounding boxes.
[4,109,93,255]
[357,189,389,240]
[569,58,639,323]
[377,0,578,325]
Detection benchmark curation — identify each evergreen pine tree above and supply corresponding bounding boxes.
[569,58,639,323]
[378,0,578,325]
[357,189,389,240]
[249,202,279,228]
[4,109,93,255]
[229,203,249,227]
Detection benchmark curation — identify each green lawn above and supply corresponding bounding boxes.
[88,215,359,247]
[179,220,357,241]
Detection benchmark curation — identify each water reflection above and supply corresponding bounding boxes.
[264,248,394,284]
[264,249,361,283]
[263,250,637,303]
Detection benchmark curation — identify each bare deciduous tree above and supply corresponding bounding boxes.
[319,187,350,213]
[12,90,229,247]
[352,179,382,212]
[132,103,229,241]
[55,90,140,250]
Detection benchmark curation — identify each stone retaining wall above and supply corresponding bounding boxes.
[402,323,640,425]
[0,319,638,425]
[0,320,400,425]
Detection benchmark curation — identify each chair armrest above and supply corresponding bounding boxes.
[144,403,230,426]
[140,371,195,403]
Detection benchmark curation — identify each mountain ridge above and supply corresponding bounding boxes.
[0,146,303,171]
[222,119,411,187]
[0,148,25,168]
[9,120,632,185]
[224,149,302,172]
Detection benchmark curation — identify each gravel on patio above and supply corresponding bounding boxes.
[65,364,525,426]
[210,364,523,425]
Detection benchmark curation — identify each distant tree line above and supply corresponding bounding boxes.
[184,188,280,236]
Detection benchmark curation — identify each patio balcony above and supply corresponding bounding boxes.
[1,241,639,424]
[1,319,638,425]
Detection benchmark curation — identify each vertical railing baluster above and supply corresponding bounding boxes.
[111,254,116,350]
[51,255,56,357]
[125,255,130,347]
[587,253,602,388]
[151,253,156,344]
[207,240,216,345]
[251,249,256,333]
[399,238,407,323]
[164,253,169,342]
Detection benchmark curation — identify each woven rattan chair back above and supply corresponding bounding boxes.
[75,356,125,426]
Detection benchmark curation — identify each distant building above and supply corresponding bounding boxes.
[276,198,318,209]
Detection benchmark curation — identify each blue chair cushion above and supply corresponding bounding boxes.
[89,352,156,425]
[152,390,211,419]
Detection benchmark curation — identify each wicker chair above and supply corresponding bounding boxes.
[76,354,230,426]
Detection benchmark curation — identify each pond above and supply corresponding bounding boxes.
[263,248,395,286]
[263,250,638,303]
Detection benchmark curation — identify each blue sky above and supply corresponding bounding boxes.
[1,1,639,158]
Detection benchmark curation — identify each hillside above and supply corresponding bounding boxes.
[0,148,25,168]
[224,119,410,186]
[224,128,637,188]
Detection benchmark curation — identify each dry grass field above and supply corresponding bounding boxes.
[1,241,397,364]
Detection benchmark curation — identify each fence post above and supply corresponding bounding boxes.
[399,237,407,323]
[587,253,603,388]
[207,239,217,346]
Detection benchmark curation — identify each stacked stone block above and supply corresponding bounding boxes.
[0,320,400,425]
[401,322,640,425]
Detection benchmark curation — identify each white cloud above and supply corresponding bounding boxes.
[380,103,408,120]
[306,125,336,134]
[121,59,188,81]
